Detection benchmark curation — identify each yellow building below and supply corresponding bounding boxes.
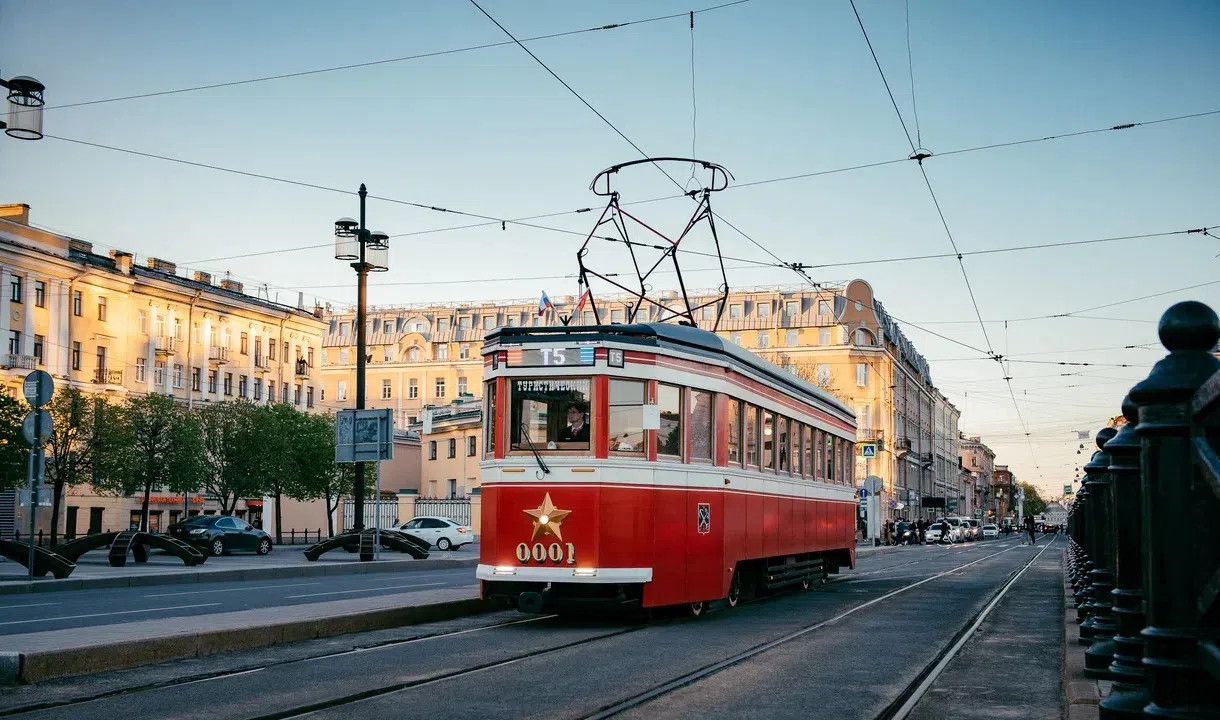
[320,280,963,519]
[0,204,326,538]
[407,398,481,500]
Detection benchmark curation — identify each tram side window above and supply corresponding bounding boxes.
[609,379,646,453]
[762,411,775,471]
[792,423,802,476]
[509,378,591,452]
[745,405,759,468]
[657,384,683,458]
[825,431,836,483]
[690,389,714,463]
[483,381,496,458]
[815,428,825,482]
[803,425,813,478]
[727,398,741,466]
[777,417,790,473]
[843,440,855,485]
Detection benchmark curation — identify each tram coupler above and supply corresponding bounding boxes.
[518,590,550,614]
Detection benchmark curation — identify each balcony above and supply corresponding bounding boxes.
[93,368,123,385]
[2,354,35,370]
[208,346,228,364]
[154,336,178,356]
[294,359,310,377]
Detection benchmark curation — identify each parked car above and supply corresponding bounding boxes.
[169,515,273,556]
[395,516,473,551]
[965,519,981,541]
[982,523,999,539]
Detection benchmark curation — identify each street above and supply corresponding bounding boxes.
[0,536,1064,720]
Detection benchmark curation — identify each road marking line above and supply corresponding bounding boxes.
[0,603,222,626]
[176,667,265,686]
[0,602,60,610]
[284,582,444,599]
[145,582,321,598]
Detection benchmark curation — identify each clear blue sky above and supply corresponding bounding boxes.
[3,0,1218,496]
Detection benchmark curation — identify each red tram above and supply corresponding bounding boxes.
[477,323,858,614]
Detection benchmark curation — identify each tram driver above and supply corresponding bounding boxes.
[559,402,590,443]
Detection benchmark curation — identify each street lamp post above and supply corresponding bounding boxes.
[334,185,389,553]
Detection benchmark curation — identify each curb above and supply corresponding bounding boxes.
[0,557,478,596]
[2,594,498,685]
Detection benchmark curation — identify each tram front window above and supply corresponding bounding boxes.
[510,378,591,451]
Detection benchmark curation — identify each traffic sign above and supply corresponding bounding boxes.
[864,475,883,493]
[860,443,876,459]
[858,488,869,499]
[21,409,52,446]
[22,370,53,408]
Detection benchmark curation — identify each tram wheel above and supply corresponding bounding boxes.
[688,601,707,617]
[726,572,742,609]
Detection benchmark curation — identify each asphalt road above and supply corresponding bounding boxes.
[0,567,478,635]
[0,535,1066,720]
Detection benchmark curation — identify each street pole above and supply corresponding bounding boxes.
[26,442,37,581]
[353,183,368,536]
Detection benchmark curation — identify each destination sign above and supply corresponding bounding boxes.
[506,347,595,367]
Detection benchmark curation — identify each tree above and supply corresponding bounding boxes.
[786,359,852,404]
[0,389,27,492]
[1020,482,1047,518]
[253,403,317,544]
[44,388,99,544]
[93,394,204,531]
[197,401,263,515]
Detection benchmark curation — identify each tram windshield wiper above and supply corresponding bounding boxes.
[519,423,551,475]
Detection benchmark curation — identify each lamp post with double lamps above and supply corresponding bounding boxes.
[333,184,389,549]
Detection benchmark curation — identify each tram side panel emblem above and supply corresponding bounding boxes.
[696,502,712,535]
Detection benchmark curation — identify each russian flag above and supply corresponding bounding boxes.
[538,291,554,316]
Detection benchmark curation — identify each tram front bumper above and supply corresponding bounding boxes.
[476,564,653,583]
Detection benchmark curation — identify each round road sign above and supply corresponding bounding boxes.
[22,370,54,408]
[21,409,53,446]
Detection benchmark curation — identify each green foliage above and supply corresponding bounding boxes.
[1020,482,1047,518]
[197,400,263,514]
[44,388,100,543]
[0,388,28,492]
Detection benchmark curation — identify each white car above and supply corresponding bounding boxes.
[942,517,966,543]
[395,516,473,551]
[982,523,999,539]
[965,519,981,541]
[925,523,947,543]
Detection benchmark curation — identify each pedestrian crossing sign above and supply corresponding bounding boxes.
[860,443,877,458]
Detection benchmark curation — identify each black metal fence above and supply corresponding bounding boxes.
[3,528,331,549]
[1068,300,1220,719]
[413,498,472,526]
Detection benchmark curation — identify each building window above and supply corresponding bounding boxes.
[253,377,262,399]
[239,332,248,355]
[785,300,798,317]
[154,314,166,338]
[757,332,770,348]
[306,386,314,408]
[173,317,182,340]
[173,364,184,388]
[283,384,290,403]
[33,335,44,365]
[294,385,301,405]
[437,317,451,333]
[457,377,467,396]
[97,296,107,321]
[71,342,81,370]
[459,344,470,360]
[138,310,148,334]
[757,303,770,317]
[72,290,82,316]
[238,375,248,397]
[435,378,446,399]
[283,341,289,360]
[339,348,349,364]
[337,380,347,401]
[428,441,437,460]
[855,328,874,346]
[785,330,798,346]
[458,316,471,330]
[223,372,233,396]
[407,346,420,362]
[10,275,21,303]
[610,309,625,324]
[267,380,275,402]
[381,379,392,399]
[408,378,419,399]
[383,320,393,333]
[468,435,477,457]
[818,300,831,315]
[729,304,743,319]
[154,361,166,385]
[193,323,201,344]
[208,369,218,393]
[856,363,869,387]
[7,330,19,356]
[730,333,742,346]
[96,346,107,375]
[819,328,831,345]
[192,367,201,392]
[447,438,456,458]
[483,316,496,330]
[34,281,46,308]
[435,344,448,360]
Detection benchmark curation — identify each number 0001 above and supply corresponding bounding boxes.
[515,542,576,564]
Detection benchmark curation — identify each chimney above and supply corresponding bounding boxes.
[220,279,244,294]
[0,203,30,225]
[193,270,213,285]
[147,257,177,275]
[109,249,134,275]
[297,291,305,310]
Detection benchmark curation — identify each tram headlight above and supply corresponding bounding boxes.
[493,566,517,576]
[572,568,597,578]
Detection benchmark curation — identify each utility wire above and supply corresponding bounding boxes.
[905,0,922,149]
[849,0,917,153]
[26,2,751,115]
[686,10,700,191]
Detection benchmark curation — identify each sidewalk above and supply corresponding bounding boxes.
[0,585,489,685]
[0,545,479,595]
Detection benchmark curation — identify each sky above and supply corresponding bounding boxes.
[2,0,1218,498]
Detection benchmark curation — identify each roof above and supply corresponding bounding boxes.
[485,322,854,418]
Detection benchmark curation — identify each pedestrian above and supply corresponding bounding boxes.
[1024,514,1036,545]
[882,520,892,546]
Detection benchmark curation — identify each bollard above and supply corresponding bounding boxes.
[1074,483,1094,621]
[1128,300,1220,718]
[1080,427,1119,648]
[291,528,296,544]
[1084,426,1121,676]
[1098,398,1149,718]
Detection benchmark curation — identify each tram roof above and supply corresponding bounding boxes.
[484,322,854,419]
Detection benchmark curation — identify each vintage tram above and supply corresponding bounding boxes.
[477,322,858,614]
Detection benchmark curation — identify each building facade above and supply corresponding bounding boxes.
[992,464,1015,522]
[321,279,960,518]
[407,397,482,499]
[958,434,997,521]
[0,204,326,538]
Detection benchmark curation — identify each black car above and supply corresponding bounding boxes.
[169,515,273,556]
